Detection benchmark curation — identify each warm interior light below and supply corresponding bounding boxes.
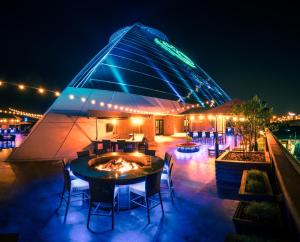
[131,117,143,125]
[190,115,195,120]
[198,115,204,120]
[18,84,25,90]
[0,81,3,86]
[111,119,118,125]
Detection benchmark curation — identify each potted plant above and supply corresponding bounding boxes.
[233,201,283,236]
[216,96,273,184]
[239,169,273,201]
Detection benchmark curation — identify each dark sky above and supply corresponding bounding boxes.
[1,1,299,114]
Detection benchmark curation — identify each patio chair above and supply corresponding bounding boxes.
[129,171,164,223]
[163,152,172,174]
[198,131,203,143]
[57,167,89,221]
[205,132,211,144]
[102,140,112,152]
[87,179,119,230]
[161,161,175,202]
[77,150,90,158]
[145,149,156,156]
[137,137,148,152]
[117,139,126,152]
[124,147,133,153]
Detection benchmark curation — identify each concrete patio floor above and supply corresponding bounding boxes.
[0,136,239,242]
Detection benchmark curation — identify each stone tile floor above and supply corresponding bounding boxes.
[0,136,239,242]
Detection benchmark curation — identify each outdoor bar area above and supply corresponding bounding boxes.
[3,22,299,242]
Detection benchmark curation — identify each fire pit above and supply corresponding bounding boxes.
[176,142,200,153]
[88,152,152,177]
[70,152,164,209]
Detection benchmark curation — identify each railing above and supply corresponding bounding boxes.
[266,129,300,234]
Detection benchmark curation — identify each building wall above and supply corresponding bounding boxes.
[9,112,113,160]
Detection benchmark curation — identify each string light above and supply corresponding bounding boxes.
[0,80,60,98]
[0,108,43,119]
[65,94,218,116]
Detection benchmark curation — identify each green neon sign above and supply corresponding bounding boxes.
[154,38,196,68]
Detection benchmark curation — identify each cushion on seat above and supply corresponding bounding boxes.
[71,179,89,192]
[129,181,145,196]
[161,173,168,181]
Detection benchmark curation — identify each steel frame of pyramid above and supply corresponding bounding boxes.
[9,23,231,161]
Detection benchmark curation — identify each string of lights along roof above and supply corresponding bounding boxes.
[0,80,60,97]
[66,93,216,115]
[0,108,43,119]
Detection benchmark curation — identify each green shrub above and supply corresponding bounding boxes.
[247,169,265,182]
[246,179,266,193]
[244,202,280,222]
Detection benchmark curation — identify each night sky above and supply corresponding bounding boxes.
[1,1,299,114]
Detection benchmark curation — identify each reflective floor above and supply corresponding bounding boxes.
[0,136,239,242]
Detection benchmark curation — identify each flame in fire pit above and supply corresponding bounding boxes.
[95,158,140,173]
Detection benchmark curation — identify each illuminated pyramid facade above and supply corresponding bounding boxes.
[69,23,230,107]
[9,23,231,161]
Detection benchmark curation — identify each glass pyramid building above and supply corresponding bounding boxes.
[69,23,230,107]
[9,23,231,161]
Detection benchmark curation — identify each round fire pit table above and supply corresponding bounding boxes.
[176,142,200,153]
[70,152,164,209]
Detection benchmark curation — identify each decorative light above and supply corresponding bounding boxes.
[100,102,105,107]
[154,38,196,68]
[0,81,2,86]
[91,99,96,104]
[114,105,118,109]
[18,84,25,90]
[131,117,143,125]
[81,97,86,102]
[55,91,60,97]
[107,103,112,108]
[38,88,45,94]
[69,94,75,100]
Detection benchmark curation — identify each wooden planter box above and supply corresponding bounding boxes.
[239,170,273,202]
[233,201,284,236]
[215,150,271,184]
